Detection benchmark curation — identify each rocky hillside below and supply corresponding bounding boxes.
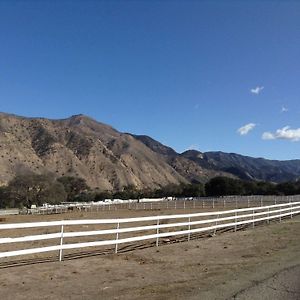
[0,112,299,190]
[181,150,300,183]
[0,113,216,190]
[133,135,300,183]
[131,135,230,183]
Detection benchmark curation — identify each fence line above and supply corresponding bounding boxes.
[0,201,299,262]
[20,195,300,215]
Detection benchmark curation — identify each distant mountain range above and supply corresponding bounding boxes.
[0,112,299,190]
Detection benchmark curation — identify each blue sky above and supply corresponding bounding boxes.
[0,1,299,160]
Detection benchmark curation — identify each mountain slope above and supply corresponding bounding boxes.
[132,134,233,183]
[181,150,300,183]
[0,112,299,190]
[0,113,188,189]
[133,136,300,183]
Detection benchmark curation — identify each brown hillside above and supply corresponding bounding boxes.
[0,113,214,190]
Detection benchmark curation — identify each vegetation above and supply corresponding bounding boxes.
[205,176,300,197]
[0,174,299,209]
[0,174,66,208]
[57,176,89,201]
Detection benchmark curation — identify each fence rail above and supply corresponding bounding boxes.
[0,201,299,262]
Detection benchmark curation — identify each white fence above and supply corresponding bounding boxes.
[20,195,300,215]
[0,209,19,216]
[0,201,299,262]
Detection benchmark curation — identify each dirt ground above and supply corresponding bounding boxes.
[235,264,300,299]
[0,211,299,300]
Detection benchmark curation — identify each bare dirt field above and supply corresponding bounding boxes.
[0,208,299,300]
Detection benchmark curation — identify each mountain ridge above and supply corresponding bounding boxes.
[0,112,299,189]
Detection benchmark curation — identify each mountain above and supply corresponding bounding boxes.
[134,136,300,183]
[0,112,228,189]
[181,150,300,183]
[0,113,192,189]
[132,135,231,183]
[0,112,299,190]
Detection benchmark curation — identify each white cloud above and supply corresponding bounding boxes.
[281,106,288,113]
[250,86,264,94]
[262,126,300,142]
[237,123,256,136]
[262,132,275,140]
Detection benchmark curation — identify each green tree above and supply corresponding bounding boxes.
[6,174,67,208]
[276,182,297,195]
[74,191,95,202]
[255,181,277,195]
[0,186,10,208]
[205,177,244,196]
[94,191,112,201]
[57,176,89,201]
[181,183,205,197]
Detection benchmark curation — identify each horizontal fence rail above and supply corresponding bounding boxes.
[0,201,299,262]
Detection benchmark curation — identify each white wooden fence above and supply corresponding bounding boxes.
[0,209,19,216]
[20,195,300,215]
[0,201,299,262]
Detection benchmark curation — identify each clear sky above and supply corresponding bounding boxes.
[0,0,299,160]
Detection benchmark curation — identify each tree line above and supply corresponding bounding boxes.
[0,174,89,208]
[204,176,300,197]
[0,174,299,209]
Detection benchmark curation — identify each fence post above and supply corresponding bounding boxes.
[115,222,120,253]
[156,218,160,247]
[290,201,293,219]
[193,200,196,209]
[59,224,64,262]
[279,206,282,223]
[234,212,237,232]
[213,214,219,236]
[223,198,225,208]
[212,198,215,209]
[267,207,270,224]
[184,201,186,210]
[252,210,255,228]
[188,217,191,241]
[174,201,176,210]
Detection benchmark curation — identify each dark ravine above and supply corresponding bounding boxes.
[0,112,299,190]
